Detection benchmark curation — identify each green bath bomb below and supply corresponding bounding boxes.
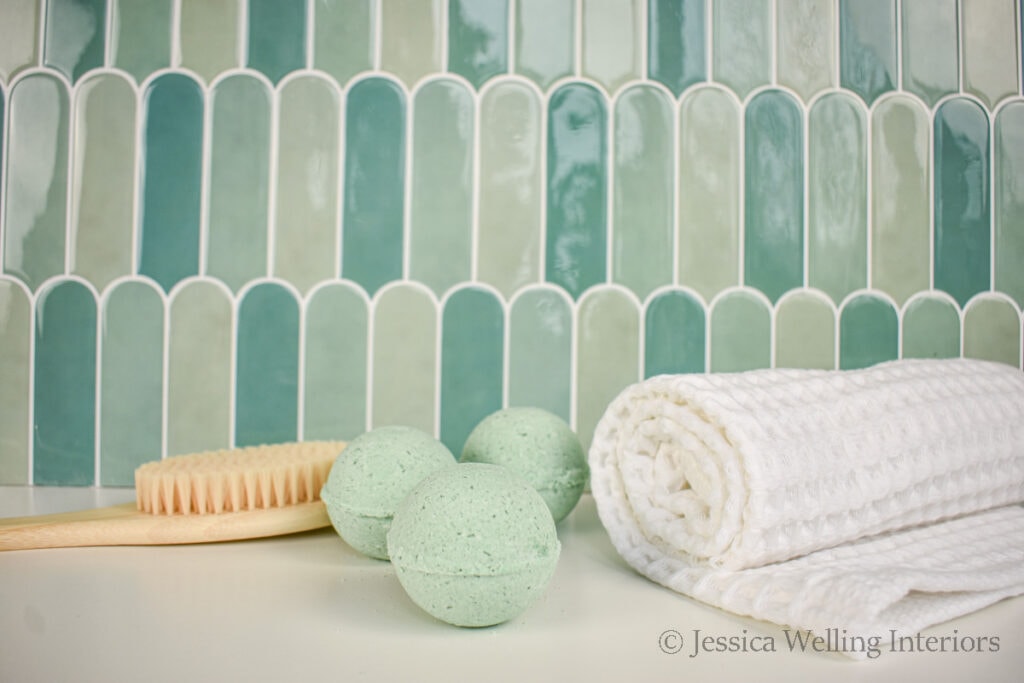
[320,426,455,560]
[387,463,560,627]
[460,407,588,522]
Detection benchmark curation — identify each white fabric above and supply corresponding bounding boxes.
[588,358,1024,658]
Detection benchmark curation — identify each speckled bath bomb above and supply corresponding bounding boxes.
[320,426,455,560]
[459,407,588,523]
[386,463,560,627]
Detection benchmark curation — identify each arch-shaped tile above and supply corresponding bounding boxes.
[777,0,836,103]
[448,0,508,89]
[99,280,164,485]
[963,296,1021,366]
[808,92,867,303]
[838,293,898,369]
[179,0,241,83]
[0,278,31,484]
[713,0,770,99]
[508,286,572,422]
[111,0,172,83]
[902,294,960,360]
[43,0,105,82]
[514,0,573,90]
[69,72,135,292]
[961,0,1018,110]
[409,78,474,295]
[995,101,1024,307]
[839,0,896,105]
[678,86,740,301]
[612,84,674,301]
[0,0,39,83]
[477,79,543,298]
[709,289,771,372]
[775,291,836,369]
[546,82,607,299]
[934,98,990,307]
[4,72,69,291]
[648,0,705,97]
[901,0,958,108]
[581,0,642,94]
[380,0,443,87]
[303,282,369,441]
[33,279,96,485]
[440,286,504,455]
[313,0,374,86]
[247,0,306,84]
[342,77,406,296]
[644,288,706,376]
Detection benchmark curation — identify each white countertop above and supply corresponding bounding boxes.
[1,487,1022,683]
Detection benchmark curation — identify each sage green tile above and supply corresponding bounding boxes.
[371,283,437,435]
[110,0,171,83]
[709,289,771,372]
[546,82,607,299]
[303,282,369,441]
[963,296,1021,366]
[713,0,770,99]
[902,294,961,360]
[508,286,572,422]
[440,286,504,455]
[839,0,896,105]
[33,279,96,485]
[313,0,375,86]
[744,90,804,304]
[871,95,930,306]
[996,102,1024,307]
[648,0,705,96]
[0,0,40,82]
[514,0,573,89]
[0,278,31,484]
[3,72,68,291]
[275,74,339,295]
[576,286,640,450]
[247,0,306,84]
[477,79,542,298]
[99,280,163,485]
[167,280,232,456]
[180,0,240,83]
[644,288,705,376]
[581,0,641,94]
[808,92,867,303]
[777,0,836,103]
[380,0,443,87]
[612,85,673,301]
[69,72,135,293]
[934,98,990,308]
[207,73,271,292]
[43,0,105,82]
[901,0,958,108]
[839,293,898,369]
[449,0,508,89]
[961,0,1018,110]
[678,86,740,302]
[410,78,473,295]
[775,291,836,369]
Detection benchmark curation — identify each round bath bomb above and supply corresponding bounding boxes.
[320,426,455,560]
[459,407,588,523]
[387,463,560,627]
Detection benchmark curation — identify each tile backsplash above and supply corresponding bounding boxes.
[1,0,1022,486]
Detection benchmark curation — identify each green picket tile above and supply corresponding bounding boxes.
[69,72,135,293]
[43,0,105,82]
[995,101,1024,307]
[808,92,867,303]
[448,0,508,89]
[0,0,41,82]
[380,0,443,87]
[934,98,991,308]
[839,0,896,105]
[179,0,240,83]
[963,296,1021,366]
[901,0,958,108]
[275,74,339,295]
[580,0,641,94]
[775,291,836,369]
[546,82,607,299]
[111,0,171,83]
[33,279,96,485]
[744,90,804,303]
[0,278,31,484]
[207,73,271,292]
[709,290,771,372]
[713,0,770,99]
[342,77,405,296]
[99,280,164,485]
[247,0,306,84]
[902,294,961,360]
[477,79,543,298]
[139,73,203,293]
[839,293,898,369]
[514,0,573,89]
[612,85,673,301]
[871,95,930,306]
[644,288,706,376]
[303,282,369,441]
[440,286,504,455]
[678,86,740,302]
[508,286,572,422]
[410,78,473,295]
[961,0,1018,110]
[648,0,705,96]
[777,0,836,103]
[3,72,69,291]
[313,0,374,86]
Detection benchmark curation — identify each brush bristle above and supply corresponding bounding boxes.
[134,441,346,515]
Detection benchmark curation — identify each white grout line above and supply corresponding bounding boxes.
[305,0,315,70]
[705,0,715,83]
[170,0,182,68]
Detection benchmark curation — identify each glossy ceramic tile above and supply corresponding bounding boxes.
[963,297,1021,366]
[507,286,573,422]
[839,294,899,370]
[0,279,30,484]
[901,0,958,107]
[648,0,705,96]
[247,0,306,84]
[313,0,375,86]
[775,291,835,370]
[110,0,171,83]
[581,0,642,94]
[995,101,1024,307]
[380,0,443,87]
[514,0,573,88]
[777,0,835,102]
[448,0,508,89]
[713,0,770,99]
[644,289,705,376]
[179,0,240,82]
[709,290,771,372]
[961,0,1019,109]
[43,0,105,82]
[838,0,896,105]
[0,0,39,83]
[902,295,961,360]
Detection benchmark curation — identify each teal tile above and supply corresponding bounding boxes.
[580,0,642,94]
[342,77,405,296]
[902,294,960,360]
[236,283,300,446]
[139,73,203,293]
[33,280,96,485]
[546,82,607,299]
[448,0,508,89]
[839,0,896,105]
[744,90,804,303]
[775,291,836,369]
[713,0,770,99]
[247,0,306,84]
[839,293,898,369]
[777,0,836,103]
[934,98,991,307]
[514,0,573,89]
[0,0,40,83]
[0,278,31,485]
[709,290,771,372]
[313,0,375,86]
[440,286,504,455]
[508,286,572,422]
[648,0,705,96]
[111,0,172,83]
[100,280,164,485]
[901,0,958,108]
[963,296,1021,366]
[644,289,705,376]
[44,0,106,81]
[995,101,1024,307]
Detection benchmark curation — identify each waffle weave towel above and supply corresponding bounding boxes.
[588,358,1024,658]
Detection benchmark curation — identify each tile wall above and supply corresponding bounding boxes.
[0,0,1022,485]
